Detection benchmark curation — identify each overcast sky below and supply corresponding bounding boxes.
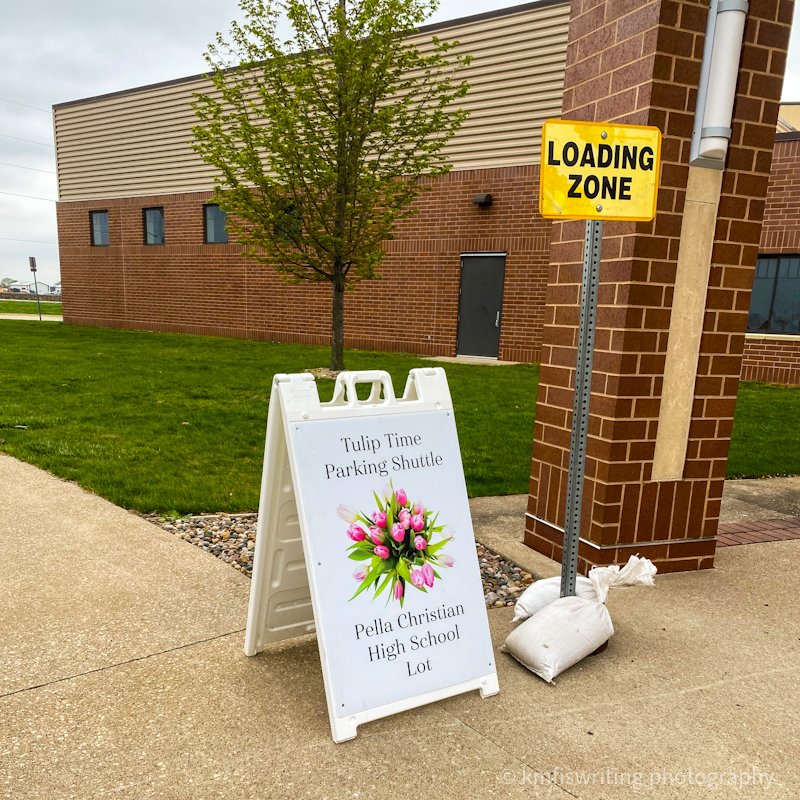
[1,0,799,287]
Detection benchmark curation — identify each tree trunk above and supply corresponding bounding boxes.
[330,0,347,373]
[330,278,345,371]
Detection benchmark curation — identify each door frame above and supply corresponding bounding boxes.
[456,252,507,359]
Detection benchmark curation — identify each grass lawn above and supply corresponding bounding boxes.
[1,320,797,514]
[0,299,62,315]
[726,381,800,478]
[0,321,538,512]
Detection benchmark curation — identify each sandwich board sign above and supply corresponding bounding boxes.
[245,368,498,743]
[539,119,661,222]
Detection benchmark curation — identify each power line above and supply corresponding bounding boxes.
[0,236,58,245]
[0,161,56,174]
[0,190,56,202]
[0,132,54,148]
[0,97,50,113]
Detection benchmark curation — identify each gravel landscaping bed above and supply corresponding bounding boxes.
[145,512,535,607]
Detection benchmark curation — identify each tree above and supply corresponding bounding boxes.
[1,278,15,288]
[192,0,471,370]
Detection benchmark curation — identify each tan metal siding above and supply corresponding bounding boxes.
[54,2,568,201]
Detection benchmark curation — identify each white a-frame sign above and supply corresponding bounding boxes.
[245,368,498,742]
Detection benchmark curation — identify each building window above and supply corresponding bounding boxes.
[90,211,109,246]
[143,207,165,245]
[274,202,301,241]
[204,204,228,244]
[748,255,800,335]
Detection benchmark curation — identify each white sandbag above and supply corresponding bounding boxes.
[513,555,657,622]
[502,596,614,684]
[512,576,598,622]
[588,555,658,603]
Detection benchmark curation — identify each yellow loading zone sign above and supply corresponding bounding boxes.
[539,120,661,222]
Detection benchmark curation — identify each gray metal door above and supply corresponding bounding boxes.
[456,254,506,358]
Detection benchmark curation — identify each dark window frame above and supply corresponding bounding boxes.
[143,206,165,246]
[748,253,800,336]
[203,203,228,244]
[274,201,302,242]
[90,210,109,247]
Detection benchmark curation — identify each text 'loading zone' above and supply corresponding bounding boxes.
[539,119,662,223]
[547,140,657,202]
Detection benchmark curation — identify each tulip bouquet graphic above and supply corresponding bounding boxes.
[340,486,454,606]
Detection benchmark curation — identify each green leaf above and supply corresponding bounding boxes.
[425,537,450,556]
[374,570,394,598]
[348,550,373,561]
[385,575,397,607]
[396,559,412,582]
[349,561,388,601]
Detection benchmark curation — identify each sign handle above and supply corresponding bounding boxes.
[561,219,603,597]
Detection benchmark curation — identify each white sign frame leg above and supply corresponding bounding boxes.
[245,368,499,743]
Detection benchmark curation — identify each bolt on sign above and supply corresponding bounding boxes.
[245,369,498,743]
[539,119,662,222]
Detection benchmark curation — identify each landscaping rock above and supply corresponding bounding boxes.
[144,512,535,606]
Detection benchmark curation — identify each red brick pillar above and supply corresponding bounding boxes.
[525,0,794,573]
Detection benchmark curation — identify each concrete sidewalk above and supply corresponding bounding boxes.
[0,313,62,321]
[2,454,799,799]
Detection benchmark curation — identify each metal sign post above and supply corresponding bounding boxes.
[538,119,662,597]
[560,219,602,596]
[29,256,42,321]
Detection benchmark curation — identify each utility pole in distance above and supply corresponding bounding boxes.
[29,256,42,321]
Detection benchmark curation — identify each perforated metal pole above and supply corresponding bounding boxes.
[561,219,603,597]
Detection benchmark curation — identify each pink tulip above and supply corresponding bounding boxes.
[337,504,358,523]
[421,562,434,587]
[372,511,387,528]
[413,502,425,516]
[410,570,424,588]
[399,509,411,529]
[438,553,455,568]
[374,545,390,559]
[347,525,366,542]
[369,527,384,545]
[414,535,427,551]
[394,581,403,601]
[391,523,405,542]
[411,514,424,532]
[396,488,408,507]
[353,566,369,581]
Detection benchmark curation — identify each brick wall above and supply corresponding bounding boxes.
[744,133,800,386]
[741,334,800,384]
[58,120,800,384]
[524,0,793,574]
[58,165,551,363]
[760,136,800,252]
